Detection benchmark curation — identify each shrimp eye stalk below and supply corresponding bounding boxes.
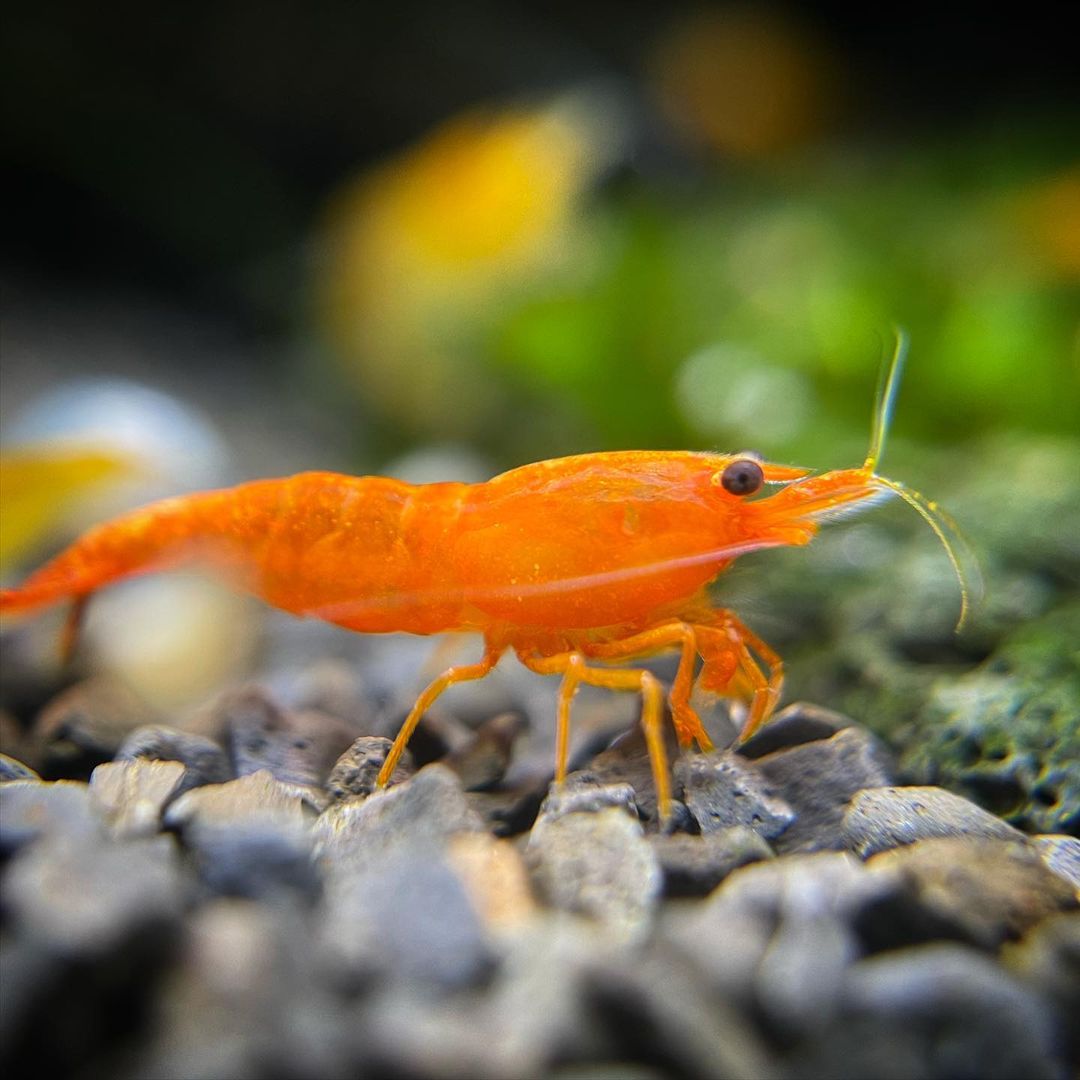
[720,459,765,496]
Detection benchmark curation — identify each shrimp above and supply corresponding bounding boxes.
[0,334,972,823]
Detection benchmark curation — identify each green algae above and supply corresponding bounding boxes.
[898,601,1080,835]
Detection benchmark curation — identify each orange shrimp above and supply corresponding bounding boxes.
[0,335,971,822]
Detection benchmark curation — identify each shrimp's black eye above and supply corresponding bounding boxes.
[720,458,764,496]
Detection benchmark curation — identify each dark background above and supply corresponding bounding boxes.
[4,2,1077,314]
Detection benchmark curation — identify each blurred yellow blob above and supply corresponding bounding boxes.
[0,446,136,572]
[315,96,620,435]
[1008,167,1080,279]
[650,7,834,159]
[84,576,260,712]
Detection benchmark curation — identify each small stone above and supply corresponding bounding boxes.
[115,724,232,791]
[1030,834,1080,892]
[318,848,495,990]
[4,833,184,954]
[866,837,1078,948]
[1004,912,1080,1064]
[527,806,662,940]
[324,735,414,802]
[442,711,526,791]
[0,779,99,854]
[90,759,186,837]
[754,726,896,853]
[31,677,153,780]
[586,942,774,1080]
[0,753,39,782]
[164,770,316,900]
[561,722,680,826]
[164,769,308,831]
[738,701,854,759]
[351,923,605,1079]
[536,781,640,822]
[207,686,357,788]
[129,899,349,1080]
[446,831,538,932]
[650,826,774,898]
[843,785,1027,857]
[665,851,897,1030]
[799,944,1065,1080]
[314,763,485,868]
[481,914,617,1074]
[675,751,795,840]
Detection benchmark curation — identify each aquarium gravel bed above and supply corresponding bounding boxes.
[1,682,1077,1080]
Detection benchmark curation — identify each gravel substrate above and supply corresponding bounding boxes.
[1,691,1077,1080]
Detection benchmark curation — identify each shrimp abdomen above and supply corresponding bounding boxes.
[0,472,467,636]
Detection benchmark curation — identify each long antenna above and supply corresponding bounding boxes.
[865,327,909,472]
[861,327,981,631]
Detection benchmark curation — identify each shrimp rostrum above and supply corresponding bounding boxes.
[0,338,971,822]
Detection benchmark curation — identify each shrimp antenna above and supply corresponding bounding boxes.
[865,326,908,473]
[862,328,982,631]
[870,475,982,631]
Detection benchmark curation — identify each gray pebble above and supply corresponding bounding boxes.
[209,686,357,788]
[164,769,309,833]
[325,735,414,802]
[665,852,898,1033]
[89,759,186,838]
[536,781,640,822]
[314,763,485,869]
[132,899,350,1080]
[164,770,317,900]
[441,710,526,791]
[754,726,896,852]
[318,848,495,991]
[115,723,232,791]
[561,723,678,825]
[737,701,854,759]
[0,779,99,854]
[843,785,1028,857]
[4,833,184,954]
[528,807,661,940]
[1030,834,1080,892]
[586,942,776,1080]
[0,753,39,782]
[799,944,1065,1079]
[650,826,774,898]
[479,914,614,1074]
[675,751,795,840]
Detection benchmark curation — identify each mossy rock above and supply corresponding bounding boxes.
[896,601,1080,835]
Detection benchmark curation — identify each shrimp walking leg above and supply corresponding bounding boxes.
[584,621,713,751]
[699,613,786,747]
[376,645,505,788]
[520,651,671,822]
[731,616,784,741]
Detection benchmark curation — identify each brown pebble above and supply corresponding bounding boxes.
[90,759,186,838]
[867,836,1079,948]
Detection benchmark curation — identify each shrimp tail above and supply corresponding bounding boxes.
[0,487,248,619]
